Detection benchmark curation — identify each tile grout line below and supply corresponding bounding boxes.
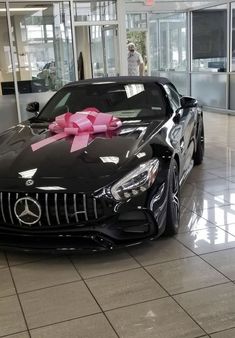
[182,203,232,215]
[25,292,235,337]
[127,249,209,337]
[171,281,232,297]
[4,253,67,268]
[13,259,105,335]
[1,240,235,335]
[28,311,102,334]
[175,236,235,255]
[3,248,231,301]
[173,236,235,283]
[207,325,235,336]
[4,252,32,338]
[181,182,233,202]
[2,251,228,301]
[216,224,235,237]
[68,256,120,338]
[0,330,29,338]
[66,258,142,280]
[2,277,85,297]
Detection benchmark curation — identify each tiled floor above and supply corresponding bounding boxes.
[1,111,235,338]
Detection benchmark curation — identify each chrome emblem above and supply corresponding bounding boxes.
[26,179,34,186]
[14,197,41,225]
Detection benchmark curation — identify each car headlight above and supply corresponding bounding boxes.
[110,159,159,201]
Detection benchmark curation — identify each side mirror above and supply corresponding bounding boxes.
[180,96,197,109]
[26,102,39,114]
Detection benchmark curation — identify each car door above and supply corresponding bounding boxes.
[164,84,196,178]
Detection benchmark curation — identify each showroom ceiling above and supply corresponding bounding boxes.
[125,0,222,11]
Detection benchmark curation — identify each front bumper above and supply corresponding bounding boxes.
[0,209,159,252]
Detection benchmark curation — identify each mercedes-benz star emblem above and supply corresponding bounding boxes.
[14,197,41,225]
[25,179,34,186]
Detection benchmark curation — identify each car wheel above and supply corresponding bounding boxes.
[164,159,180,236]
[194,121,204,165]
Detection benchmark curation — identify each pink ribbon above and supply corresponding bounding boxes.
[31,109,122,153]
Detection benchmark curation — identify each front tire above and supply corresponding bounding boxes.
[164,159,180,236]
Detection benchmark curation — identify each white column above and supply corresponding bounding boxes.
[117,0,128,75]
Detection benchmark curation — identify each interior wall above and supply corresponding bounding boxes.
[75,26,92,79]
[0,17,13,86]
[0,15,18,131]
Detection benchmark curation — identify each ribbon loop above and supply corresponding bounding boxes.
[31,110,122,153]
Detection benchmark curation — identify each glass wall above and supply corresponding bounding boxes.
[157,71,189,96]
[9,2,75,121]
[149,13,188,94]
[149,13,187,73]
[191,4,228,110]
[192,4,227,72]
[74,1,117,22]
[192,73,227,108]
[0,3,18,132]
[232,3,235,72]
[230,74,235,109]
[126,13,147,30]
[230,3,235,110]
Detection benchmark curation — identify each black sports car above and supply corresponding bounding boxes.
[0,77,204,252]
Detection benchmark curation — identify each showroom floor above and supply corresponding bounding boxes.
[1,112,235,338]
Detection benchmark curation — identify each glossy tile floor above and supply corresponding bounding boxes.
[1,112,235,338]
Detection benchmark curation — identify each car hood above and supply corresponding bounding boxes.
[0,119,164,191]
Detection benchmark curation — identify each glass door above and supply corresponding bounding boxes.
[102,25,119,77]
[90,24,119,78]
[9,2,75,121]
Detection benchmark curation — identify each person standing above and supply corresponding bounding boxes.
[127,42,144,76]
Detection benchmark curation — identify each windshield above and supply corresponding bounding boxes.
[38,82,166,122]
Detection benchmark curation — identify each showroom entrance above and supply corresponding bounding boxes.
[74,23,120,79]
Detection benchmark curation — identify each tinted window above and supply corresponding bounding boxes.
[38,82,166,121]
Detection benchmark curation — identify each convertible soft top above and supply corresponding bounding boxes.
[65,76,172,87]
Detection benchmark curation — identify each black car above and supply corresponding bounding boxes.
[0,77,204,252]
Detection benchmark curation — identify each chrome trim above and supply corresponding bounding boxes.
[8,193,14,224]
[0,192,99,227]
[45,193,51,226]
[54,193,60,224]
[83,194,88,221]
[64,193,69,224]
[73,194,79,223]
[15,193,22,226]
[35,193,42,226]
[0,192,6,223]
[93,198,98,219]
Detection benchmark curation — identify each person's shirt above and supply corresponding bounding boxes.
[128,50,144,76]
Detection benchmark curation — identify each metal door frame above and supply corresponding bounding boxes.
[75,22,119,78]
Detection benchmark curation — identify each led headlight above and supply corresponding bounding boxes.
[110,159,159,201]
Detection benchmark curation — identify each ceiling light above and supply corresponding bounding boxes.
[0,7,47,12]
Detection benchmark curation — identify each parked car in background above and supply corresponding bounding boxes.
[37,61,56,89]
[0,76,204,252]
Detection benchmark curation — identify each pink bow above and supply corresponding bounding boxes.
[31,110,122,153]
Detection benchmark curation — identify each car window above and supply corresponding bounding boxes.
[38,82,167,122]
[164,84,180,110]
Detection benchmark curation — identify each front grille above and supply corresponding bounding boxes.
[0,192,103,228]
